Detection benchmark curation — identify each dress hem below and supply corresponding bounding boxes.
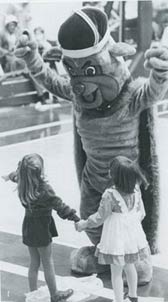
[95,246,150,265]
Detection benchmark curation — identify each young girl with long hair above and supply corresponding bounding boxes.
[3,153,80,302]
[76,156,149,302]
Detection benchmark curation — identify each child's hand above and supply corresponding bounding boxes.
[75,220,88,232]
[2,175,10,181]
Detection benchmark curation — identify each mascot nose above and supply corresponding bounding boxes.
[73,83,85,96]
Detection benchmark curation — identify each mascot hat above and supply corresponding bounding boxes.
[58,7,114,58]
[58,7,136,58]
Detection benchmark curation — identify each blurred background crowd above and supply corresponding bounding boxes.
[0,1,168,79]
[0,1,168,73]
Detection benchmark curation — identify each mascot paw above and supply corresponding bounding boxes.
[70,246,109,275]
[15,31,37,59]
[144,46,168,71]
[14,31,43,73]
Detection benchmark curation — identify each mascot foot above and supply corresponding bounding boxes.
[70,246,153,285]
[70,246,109,275]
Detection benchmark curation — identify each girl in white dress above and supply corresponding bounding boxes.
[76,156,150,302]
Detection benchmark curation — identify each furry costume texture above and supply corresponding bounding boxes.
[14,7,168,284]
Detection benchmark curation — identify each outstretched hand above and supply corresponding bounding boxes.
[144,45,168,71]
[2,175,10,181]
[75,219,88,232]
[14,30,43,73]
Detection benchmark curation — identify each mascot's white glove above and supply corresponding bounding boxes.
[14,31,62,74]
[144,46,168,71]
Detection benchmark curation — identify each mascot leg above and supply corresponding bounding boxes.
[71,174,109,274]
[71,174,153,285]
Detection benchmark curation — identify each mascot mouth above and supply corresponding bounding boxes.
[83,88,98,103]
[77,88,103,109]
[73,74,120,109]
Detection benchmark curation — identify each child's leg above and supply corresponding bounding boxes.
[110,264,124,302]
[38,243,57,297]
[38,243,73,302]
[28,247,40,291]
[124,263,138,298]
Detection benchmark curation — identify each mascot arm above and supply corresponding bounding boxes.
[33,65,73,101]
[14,34,73,101]
[130,46,168,115]
[130,70,168,115]
[87,191,114,228]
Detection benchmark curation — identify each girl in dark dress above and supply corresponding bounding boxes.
[3,153,80,302]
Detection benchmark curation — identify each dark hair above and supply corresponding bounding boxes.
[109,156,149,194]
[17,153,44,208]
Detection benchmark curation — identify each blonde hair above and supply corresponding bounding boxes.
[17,153,44,208]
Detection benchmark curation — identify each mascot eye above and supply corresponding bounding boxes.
[85,66,96,76]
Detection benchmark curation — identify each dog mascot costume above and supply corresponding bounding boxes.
[15,7,168,284]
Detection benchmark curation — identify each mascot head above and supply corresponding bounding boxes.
[58,7,136,109]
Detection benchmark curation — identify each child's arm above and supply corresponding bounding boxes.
[46,185,80,222]
[2,171,18,183]
[76,190,114,232]
[2,161,20,183]
[52,196,80,222]
[14,34,73,101]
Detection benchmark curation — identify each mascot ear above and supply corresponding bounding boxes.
[109,41,136,57]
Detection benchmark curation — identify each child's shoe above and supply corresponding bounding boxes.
[51,289,73,302]
[124,292,138,302]
[125,296,138,302]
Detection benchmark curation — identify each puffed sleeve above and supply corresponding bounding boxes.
[86,189,115,228]
[46,184,80,222]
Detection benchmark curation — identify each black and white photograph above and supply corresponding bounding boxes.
[0,0,168,301]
